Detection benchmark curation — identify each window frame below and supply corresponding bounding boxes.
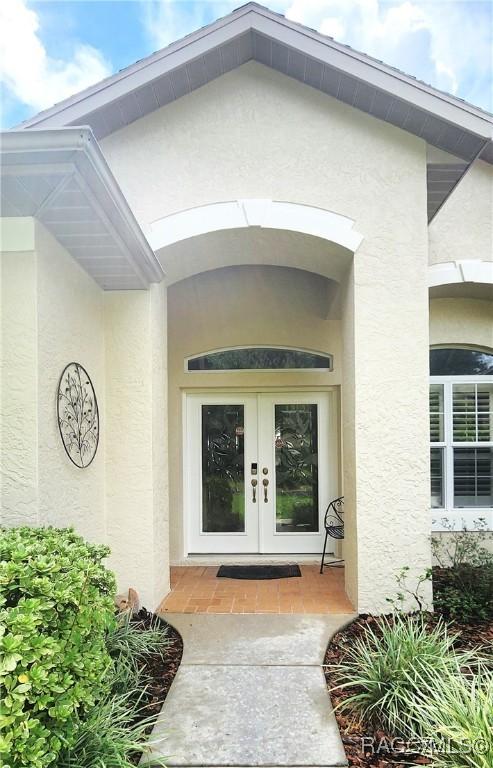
[184,346,333,373]
[430,372,493,531]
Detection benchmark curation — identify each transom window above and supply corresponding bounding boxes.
[430,348,493,526]
[186,347,332,372]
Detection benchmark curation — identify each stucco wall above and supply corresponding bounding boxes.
[101,61,424,239]
[1,219,105,536]
[167,265,342,561]
[1,219,38,526]
[430,297,493,348]
[428,160,493,266]
[101,60,431,612]
[105,285,169,609]
[35,223,105,541]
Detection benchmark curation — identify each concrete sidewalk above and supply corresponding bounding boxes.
[147,613,355,767]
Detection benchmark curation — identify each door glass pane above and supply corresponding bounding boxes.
[274,404,319,533]
[453,447,493,507]
[201,405,245,532]
[430,447,444,508]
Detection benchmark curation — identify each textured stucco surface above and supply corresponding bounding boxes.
[105,286,169,610]
[101,62,424,238]
[430,298,493,349]
[1,246,38,526]
[1,221,105,536]
[35,223,105,541]
[429,160,493,266]
[102,60,431,613]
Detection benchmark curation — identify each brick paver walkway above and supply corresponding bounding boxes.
[159,564,354,614]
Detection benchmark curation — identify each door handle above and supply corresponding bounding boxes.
[251,478,258,503]
[262,478,269,503]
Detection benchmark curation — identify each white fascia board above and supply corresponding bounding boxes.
[17,4,493,140]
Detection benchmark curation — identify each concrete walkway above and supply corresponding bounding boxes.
[147,613,355,767]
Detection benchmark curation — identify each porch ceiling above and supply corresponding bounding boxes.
[154,226,352,286]
[0,128,163,290]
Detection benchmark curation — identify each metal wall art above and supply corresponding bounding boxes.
[57,362,99,468]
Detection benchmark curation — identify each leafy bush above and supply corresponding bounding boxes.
[330,613,475,737]
[0,527,116,768]
[432,527,493,621]
[403,661,493,768]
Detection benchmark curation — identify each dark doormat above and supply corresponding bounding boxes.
[216,564,302,580]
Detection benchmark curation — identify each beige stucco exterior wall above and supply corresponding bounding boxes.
[428,160,493,266]
[105,284,169,609]
[101,62,432,612]
[1,219,104,535]
[430,297,493,349]
[35,223,106,541]
[1,217,168,609]
[1,219,38,526]
[101,61,424,239]
[167,265,342,562]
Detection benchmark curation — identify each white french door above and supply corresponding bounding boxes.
[185,392,335,554]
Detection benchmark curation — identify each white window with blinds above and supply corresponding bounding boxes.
[430,348,493,530]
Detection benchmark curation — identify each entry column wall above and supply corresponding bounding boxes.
[342,228,432,614]
[105,283,169,610]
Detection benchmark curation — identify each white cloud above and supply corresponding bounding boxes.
[141,0,239,51]
[285,0,491,108]
[0,0,111,116]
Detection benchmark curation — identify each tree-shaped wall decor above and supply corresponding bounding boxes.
[57,362,99,468]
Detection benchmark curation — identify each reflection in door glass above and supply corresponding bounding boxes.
[201,405,245,532]
[274,404,319,533]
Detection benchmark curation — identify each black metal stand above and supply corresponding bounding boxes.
[320,496,344,574]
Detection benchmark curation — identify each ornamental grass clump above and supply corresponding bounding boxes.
[329,613,476,738]
[105,610,170,695]
[0,526,116,768]
[402,661,493,768]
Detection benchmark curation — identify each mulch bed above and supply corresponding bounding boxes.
[324,614,493,767]
[130,608,183,764]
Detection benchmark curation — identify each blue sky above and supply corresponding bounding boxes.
[1,0,491,130]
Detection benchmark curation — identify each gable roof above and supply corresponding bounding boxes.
[15,2,493,220]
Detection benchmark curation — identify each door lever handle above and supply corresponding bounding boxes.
[251,478,258,503]
[262,478,269,503]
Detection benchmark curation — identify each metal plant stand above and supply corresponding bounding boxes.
[320,496,344,573]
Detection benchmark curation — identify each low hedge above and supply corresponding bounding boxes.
[0,527,116,768]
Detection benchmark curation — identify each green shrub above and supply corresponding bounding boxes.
[403,661,493,768]
[330,613,475,737]
[432,528,493,622]
[0,526,116,768]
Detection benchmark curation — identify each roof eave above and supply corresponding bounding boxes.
[1,128,164,287]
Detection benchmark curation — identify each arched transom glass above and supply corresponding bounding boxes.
[186,347,332,372]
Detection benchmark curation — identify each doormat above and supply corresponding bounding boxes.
[216,564,302,580]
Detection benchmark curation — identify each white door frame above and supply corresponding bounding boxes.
[183,390,338,556]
